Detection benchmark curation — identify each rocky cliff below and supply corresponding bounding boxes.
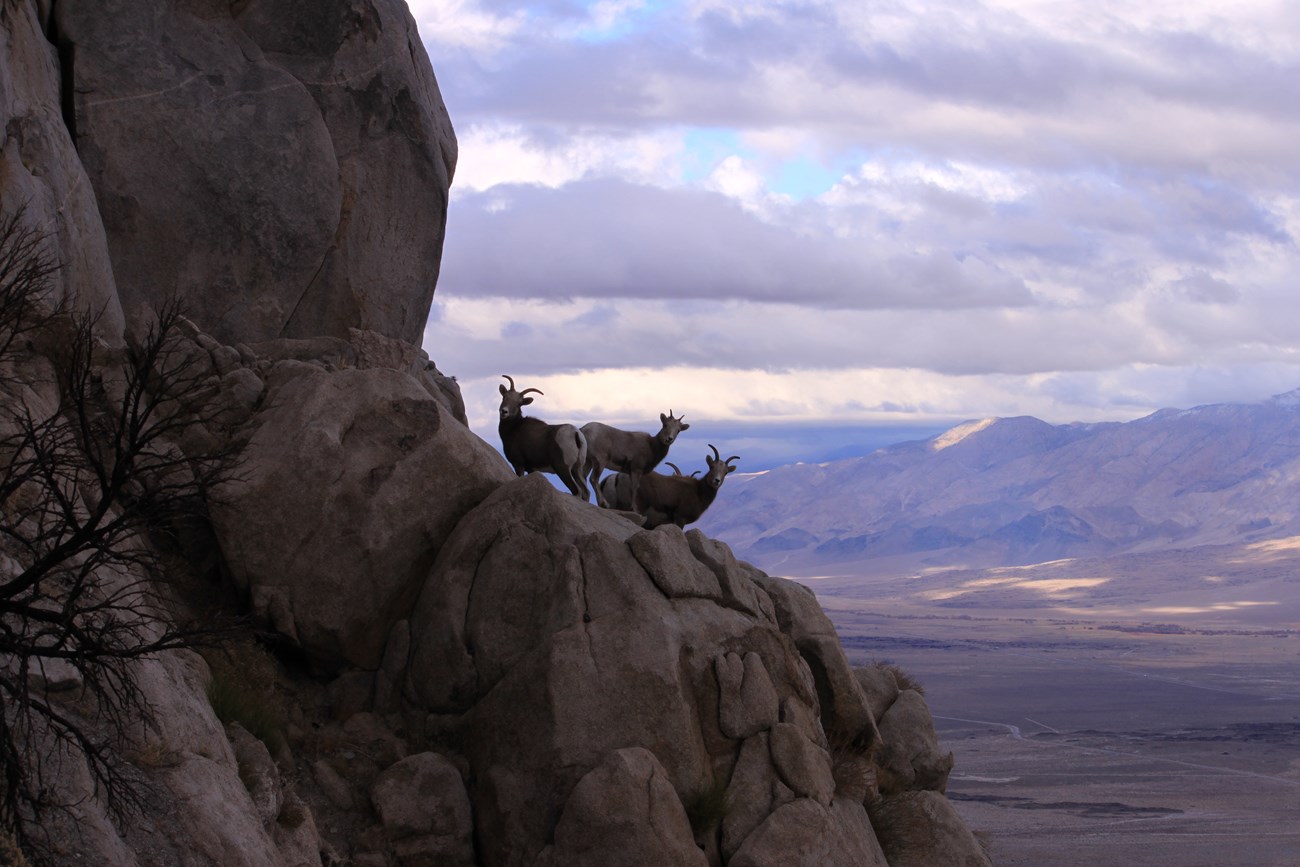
[0,2,988,865]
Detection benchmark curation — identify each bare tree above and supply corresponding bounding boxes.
[0,208,242,853]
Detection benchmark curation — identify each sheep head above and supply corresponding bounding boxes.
[703,443,740,490]
[499,374,544,422]
[657,410,689,446]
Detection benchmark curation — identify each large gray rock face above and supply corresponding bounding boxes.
[212,365,510,669]
[370,752,475,866]
[536,748,708,867]
[876,688,955,794]
[868,790,993,867]
[401,476,883,867]
[730,798,888,867]
[53,0,456,345]
[0,1,124,337]
[22,642,325,866]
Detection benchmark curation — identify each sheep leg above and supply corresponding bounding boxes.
[575,463,591,501]
[627,472,642,515]
[555,464,586,499]
[589,463,608,508]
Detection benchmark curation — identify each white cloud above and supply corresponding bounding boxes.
[454,360,1300,454]
[703,154,775,210]
[414,0,1300,466]
[407,0,526,53]
[452,123,686,191]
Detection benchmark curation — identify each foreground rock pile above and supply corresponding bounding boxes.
[0,1,991,864]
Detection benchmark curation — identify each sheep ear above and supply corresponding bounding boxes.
[499,384,508,395]
[522,396,534,405]
[680,422,690,431]
[726,465,736,474]
[660,413,667,423]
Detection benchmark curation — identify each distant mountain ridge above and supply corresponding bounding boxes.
[699,389,1300,574]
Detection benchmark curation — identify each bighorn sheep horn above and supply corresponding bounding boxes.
[501,374,544,398]
[665,461,701,478]
[708,443,740,467]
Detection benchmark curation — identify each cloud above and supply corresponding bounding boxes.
[426,288,1299,383]
[415,0,1300,467]
[407,0,527,53]
[440,178,1033,309]
[452,361,1300,463]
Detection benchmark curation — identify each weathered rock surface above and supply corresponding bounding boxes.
[52,0,455,345]
[536,748,707,867]
[721,732,785,859]
[228,723,284,829]
[212,365,511,669]
[769,722,835,806]
[729,798,888,867]
[854,663,901,722]
[371,752,474,866]
[0,1,124,337]
[716,651,780,739]
[403,475,862,867]
[868,790,994,867]
[751,573,879,748]
[876,688,955,794]
[22,643,323,866]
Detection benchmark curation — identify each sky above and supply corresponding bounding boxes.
[409,0,1300,470]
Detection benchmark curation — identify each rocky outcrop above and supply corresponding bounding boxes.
[400,474,867,866]
[869,791,992,867]
[51,0,455,345]
[536,748,707,867]
[0,1,123,337]
[370,752,475,866]
[877,689,955,793]
[212,362,508,670]
[855,662,990,867]
[21,644,326,866]
[8,309,982,865]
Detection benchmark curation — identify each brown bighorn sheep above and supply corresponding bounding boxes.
[581,411,689,509]
[600,444,739,528]
[603,461,698,513]
[498,375,590,499]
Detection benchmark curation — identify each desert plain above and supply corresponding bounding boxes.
[790,538,1300,867]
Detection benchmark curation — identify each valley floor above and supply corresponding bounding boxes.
[819,596,1300,867]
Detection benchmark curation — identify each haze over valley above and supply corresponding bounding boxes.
[694,390,1300,864]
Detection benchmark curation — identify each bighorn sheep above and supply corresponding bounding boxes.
[600,444,739,528]
[497,375,589,500]
[601,461,698,513]
[581,411,689,509]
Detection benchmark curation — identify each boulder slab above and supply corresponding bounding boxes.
[212,366,511,669]
[55,0,456,345]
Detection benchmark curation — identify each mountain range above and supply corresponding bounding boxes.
[698,390,1300,578]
